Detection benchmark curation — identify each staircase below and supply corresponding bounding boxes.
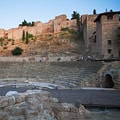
[0,61,103,88]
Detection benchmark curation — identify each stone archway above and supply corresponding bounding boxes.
[103,74,114,88]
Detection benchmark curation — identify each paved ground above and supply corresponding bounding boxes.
[0,86,120,108]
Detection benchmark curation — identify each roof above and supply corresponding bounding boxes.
[94,11,120,22]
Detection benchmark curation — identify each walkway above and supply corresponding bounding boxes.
[0,86,120,108]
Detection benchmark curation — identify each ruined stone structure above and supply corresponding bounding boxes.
[82,11,120,59]
[0,15,77,40]
[0,90,92,120]
[96,61,120,89]
[0,61,103,88]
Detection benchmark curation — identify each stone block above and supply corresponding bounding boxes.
[0,96,9,107]
[0,112,8,120]
[25,109,39,119]
[8,116,25,120]
[9,107,25,116]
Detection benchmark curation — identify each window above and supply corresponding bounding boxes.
[98,19,101,24]
[118,14,120,21]
[107,14,113,20]
[108,49,112,54]
[93,35,96,42]
[108,40,111,45]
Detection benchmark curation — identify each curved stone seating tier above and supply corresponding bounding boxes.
[0,61,103,88]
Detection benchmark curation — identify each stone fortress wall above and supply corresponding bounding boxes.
[0,14,77,40]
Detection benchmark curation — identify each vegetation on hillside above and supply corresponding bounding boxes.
[11,47,23,56]
[22,30,34,44]
[61,27,77,41]
[0,37,3,46]
[0,12,84,56]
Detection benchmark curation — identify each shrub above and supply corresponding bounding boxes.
[11,47,23,55]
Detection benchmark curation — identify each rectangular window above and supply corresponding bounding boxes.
[108,40,111,45]
[108,49,112,54]
[93,35,96,42]
[118,14,120,21]
[107,14,113,20]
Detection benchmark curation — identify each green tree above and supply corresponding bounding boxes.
[19,20,35,26]
[26,31,29,44]
[22,20,27,26]
[11,47,23,55]
[0,37,3,46]
[93,9,96,14]
[31,22,34,26]
[28,33,34,39]
[22,30,25,41]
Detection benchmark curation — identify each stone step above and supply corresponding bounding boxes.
[0,61,103,88]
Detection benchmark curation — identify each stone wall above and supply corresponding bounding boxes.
[96,61,120,89]
[94,12,120,58]
[0,90,92,120]
[82,14,98,51]
[0,14,77,40]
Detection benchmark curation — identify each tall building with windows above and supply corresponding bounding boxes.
[82,11,120,59]
[93,11,120,59]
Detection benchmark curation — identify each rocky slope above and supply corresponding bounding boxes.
[0,32,84,57]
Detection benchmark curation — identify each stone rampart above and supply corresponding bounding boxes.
[0,14,77,40]
[0,90,92,120]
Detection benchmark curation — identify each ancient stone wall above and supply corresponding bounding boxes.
[96,61,120,89]
[0,29,5,38]
[101,14,120,58]
[0,14,77,41]
[82,14,98,51]
[0,90,92,120]
[94,12,120,58]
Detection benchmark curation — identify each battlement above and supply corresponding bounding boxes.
[0,14,77,40]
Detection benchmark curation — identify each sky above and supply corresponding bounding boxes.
[0,0,120,30]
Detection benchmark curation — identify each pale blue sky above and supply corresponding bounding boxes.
[0,0,120,30]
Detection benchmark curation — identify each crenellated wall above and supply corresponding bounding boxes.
[0,14,77,40]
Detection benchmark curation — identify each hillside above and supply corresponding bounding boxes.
[0,31,85,57]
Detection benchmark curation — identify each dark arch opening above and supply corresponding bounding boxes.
[103,74,114,88]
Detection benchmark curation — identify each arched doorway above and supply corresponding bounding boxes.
[103,74,114,88]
